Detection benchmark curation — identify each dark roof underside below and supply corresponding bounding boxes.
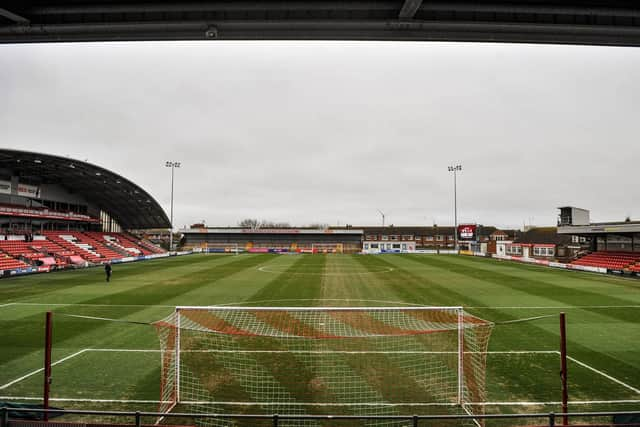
[1,1,640,46]
[0,149,170,229]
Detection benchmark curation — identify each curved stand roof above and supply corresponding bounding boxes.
[0,149,170,230]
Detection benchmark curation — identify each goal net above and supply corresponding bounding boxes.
[202,243,239,254]
[154,306,493,426]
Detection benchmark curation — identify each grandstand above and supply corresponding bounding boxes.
[181,226,363,254]
[0,149,169,277]
[558,206,640,273]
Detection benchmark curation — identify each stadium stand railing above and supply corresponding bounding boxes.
[91,232,145,256]
[118,233,165,255]
[0,203,99,223]
[2,407,640,427]
[65,232,124,261]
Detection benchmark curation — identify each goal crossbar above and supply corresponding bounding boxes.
[176,306,464,311]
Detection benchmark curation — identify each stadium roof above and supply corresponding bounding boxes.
[0,149,171,230]
[1,1,640,46]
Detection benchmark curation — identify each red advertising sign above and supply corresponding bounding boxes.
[457,224,477,241]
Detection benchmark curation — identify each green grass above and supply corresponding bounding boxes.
[0,253,639,426]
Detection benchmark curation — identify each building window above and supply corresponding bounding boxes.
[371,243,379,249]
[534,246,555,257]
[507,245,522,255]
[425,236,434,241]
[381,235,389,241]
[364,243,369,250]
[436,235,443,241]
[390,235,399,241]
[392,243,401,249]
[402,235,414,241]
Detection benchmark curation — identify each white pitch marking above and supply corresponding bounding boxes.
[566,355,640,395]
[0,396,165,404]
[182,401,457,407]
[6,302,639,310]
[466,305,640,309]
[257,266,394,275]
[0,349,88,390]
[216,298,425,307]
[476,400,640,406]
[1,396,638,406]
[86,349,559,355]
[5,302,176,308]
[88,348,162,352]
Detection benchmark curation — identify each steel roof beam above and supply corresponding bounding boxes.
[0,8,29,24]
[399,0,423,20]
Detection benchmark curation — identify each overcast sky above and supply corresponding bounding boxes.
[1,41,639,229]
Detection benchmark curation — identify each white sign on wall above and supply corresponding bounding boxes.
[17,183,40,198]
[0,180,11,195]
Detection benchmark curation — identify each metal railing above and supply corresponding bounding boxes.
[2,407,640,427]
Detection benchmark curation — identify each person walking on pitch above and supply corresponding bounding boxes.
[105,262,112,282]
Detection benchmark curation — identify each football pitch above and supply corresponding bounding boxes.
[0,253,639,425]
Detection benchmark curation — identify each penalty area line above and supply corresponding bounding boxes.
[257,266,394,275]
[6,302,640,310]
[5,302,176,308]
[0,349,89,390]
[84,348,559,355]
[0,396,164,404]
[1,397,639,406]
[566,355,640,395]
[466,305,640,309]
[477,400,640,406]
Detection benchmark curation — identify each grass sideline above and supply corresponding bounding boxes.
[0,253,639,423]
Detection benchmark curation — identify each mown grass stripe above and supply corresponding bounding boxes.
[0,255,269,375]
[354,255,640,403]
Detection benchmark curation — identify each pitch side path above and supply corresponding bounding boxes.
[0,254,638,421]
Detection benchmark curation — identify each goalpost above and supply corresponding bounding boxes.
[154,306,493,426]
[311,243,343,253]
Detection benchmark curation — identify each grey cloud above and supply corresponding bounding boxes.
[1,41,638,229]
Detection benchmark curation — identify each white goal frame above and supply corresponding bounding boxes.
[202,242,239,255]
[156,305,492,426]
[311,243,344,253]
